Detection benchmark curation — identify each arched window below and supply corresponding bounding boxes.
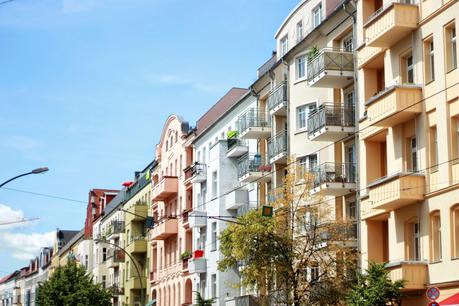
[430,210,442,262]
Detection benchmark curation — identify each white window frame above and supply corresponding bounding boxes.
[312,4,322,28]
[296,55,307,80]
[280,35,289,56]
[211,222,217,251]
[296,20,303,43]
[296,102,317,131]
[452,26,457,70]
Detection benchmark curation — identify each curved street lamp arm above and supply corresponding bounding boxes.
[0,172,33,188]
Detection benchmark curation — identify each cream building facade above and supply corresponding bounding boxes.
[357,0,459,304]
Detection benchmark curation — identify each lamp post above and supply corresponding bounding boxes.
[94,239,145,306]
[0,167,49,188]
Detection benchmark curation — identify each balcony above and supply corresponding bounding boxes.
[307,104,355,142]
[227,138,249,158]
[237,109,271,139]
[367,173,425,211]
[385,261,428,291]
[311,162,357,196]
[107,249,125,268]
[189,257,206,274]
[189,163,207,184]
[150,218,178,240]
[106,221,125,240]
[152,176,178,201]
[225,189,249,210]
[189,210,207,228]
[181,258,190,272]
[364,1,419,48]
[267,82,287,116]
[149,269,158,283]
[126,204,147,222]
[225,295,259,306]
[109,285,125,296]
[327,222,358,248]
[126,276,147,290]
[268,130,287,164]
[357,44,384,68]
[307,48,354,88]
[237,154,271,183]
[126,236,147,254]
[366,85,422,127]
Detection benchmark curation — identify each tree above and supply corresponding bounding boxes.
[346,261,405,306]
[36,260,112,306]
[218,163,358,305]
[195,291,216,306]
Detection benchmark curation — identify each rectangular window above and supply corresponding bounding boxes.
[312,4,322,28]
[211,274,217,298]
[410,137,417,171]
[102,248,107,262]
[211,222,217,251]
[296,55,307,79]
[446,23,457,71]
[430,126,438,171]
[452,206,459,258]
[407,54,414,84]
[296,20,303,43]
[347,201,356,220]
[85,255,89,269]
[343,36,353,52]
[212,171,217,198]
[430,212,442,262]
[424,38,435,82]
[413,222,420,261]
[102,275,106,288]
[297,103,316,130]
[310,263,319,281]
[280,35,288,56]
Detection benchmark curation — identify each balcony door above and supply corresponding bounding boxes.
[346,144,356,182]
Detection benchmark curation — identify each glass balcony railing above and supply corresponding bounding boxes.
[268,130,287,161]
[307,103,355,135]
[267,82,288,112]
[311,162,357,189]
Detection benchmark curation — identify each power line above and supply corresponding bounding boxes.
[0,187,86,204]
[189,81,459,212]
[0,217,40,226]
[0,0,16,6]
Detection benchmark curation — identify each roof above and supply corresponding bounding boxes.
[57,229,80,249]
[57,229,84,256]
[0,270,19,284]
[195,87,249,137]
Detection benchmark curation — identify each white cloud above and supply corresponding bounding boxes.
[0,204,29,230]
[150,74,223,93]
[0,231,54,260]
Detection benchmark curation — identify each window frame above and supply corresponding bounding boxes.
[430,210,442,263]
[296,20,303,43]
[296,102,317,131]
[312,4,322,28]
[280,35,289,56]
[451,204,459,259]
[296,55,307,80]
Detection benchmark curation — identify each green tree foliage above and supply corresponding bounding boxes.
[36,260,112,306]
[346,261,405,306]
[218,163,357,306]
[195,291,216,306]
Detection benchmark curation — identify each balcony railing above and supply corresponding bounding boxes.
[237,153,271,182]
[107,221,125,238]
[267,82,288,113]
[189,162,207,183]
[109,285,124,296]
[312,162,356,188]
[307,48,354,88]
[385,260,428,291]
[307,103,355,140]
[268,130,287,162]
[237,109,271,139]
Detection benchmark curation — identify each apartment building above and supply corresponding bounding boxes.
[0,271,20,306]
[149,115,195,306]
[357,0,459,304]
[188,88,260,305]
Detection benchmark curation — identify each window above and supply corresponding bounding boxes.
[212,171,217,198]
[312,4,322,28]
[102,248,107,262]
[430,126,438,171]
[296,55,307,79]
[280,35,288,56]
[446,23,457,71]
[406,54,414,84]
[211,274,217,298]
[211,222,217,251]
[102,275,106,288]
[85,255,89,269]
[310,263,319,281]
[452,205,459,258]
[410,137,417,171]
[424,38,435,82]
[430,211,442,262]
[298,154,318,178]
[347,201,356,220]
[405,219,420,261]
[296,20,303,43]
[343,36,353,52]
[297,103,316,130]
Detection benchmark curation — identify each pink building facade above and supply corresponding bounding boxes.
[149,115,194,306]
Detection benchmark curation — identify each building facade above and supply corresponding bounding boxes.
[357,0,459,304]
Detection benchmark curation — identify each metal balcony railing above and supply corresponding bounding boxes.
[267,82,288,112]
[307,48,354,82]
[237,109,271,134]
[268,130,287,160]
[227,138,247,152]
[108,221,125,236]
[307,103,355,135]
[237,154,270,178]
[311,162,356,188]
[190,162,206,178]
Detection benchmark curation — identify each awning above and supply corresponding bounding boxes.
[145,299,156,306]
[440,292,459,306]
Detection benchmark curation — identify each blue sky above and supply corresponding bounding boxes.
[0,0,297,275]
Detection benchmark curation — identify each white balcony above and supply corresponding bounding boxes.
[225,189,249,210]
[189,210,207,228]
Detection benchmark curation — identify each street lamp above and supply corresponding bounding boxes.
[0,167,49,188]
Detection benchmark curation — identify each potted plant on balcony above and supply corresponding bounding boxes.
[180,250,192,261]
[307,46,320,62]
